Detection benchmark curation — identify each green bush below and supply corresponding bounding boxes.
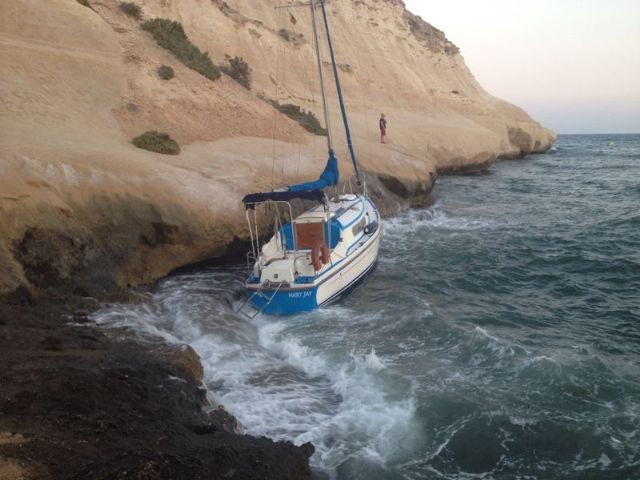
[220,55,251,89]
[132,131,180,155]
[76,0,91,7]
[157,65,175,80]
[119,2,142,20]
[269,100,327,136]
[141,18,220,81]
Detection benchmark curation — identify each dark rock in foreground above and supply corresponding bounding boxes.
[0,298,314,479]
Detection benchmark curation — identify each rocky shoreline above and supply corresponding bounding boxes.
[0,295,313,480]
[0,169,434,479]
[0,148,556,479]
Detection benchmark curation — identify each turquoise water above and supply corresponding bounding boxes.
[95,135,640,479]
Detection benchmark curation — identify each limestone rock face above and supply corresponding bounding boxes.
[0,0,555,298]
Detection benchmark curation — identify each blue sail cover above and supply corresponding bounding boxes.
[242,151,339,208]
[288,150,339,192]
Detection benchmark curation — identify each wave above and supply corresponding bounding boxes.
[239,317,415,473]
[93,273,416,475]
[383,204,493,239]
[459,326,530,368]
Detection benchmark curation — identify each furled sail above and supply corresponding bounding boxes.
[288,150,339,192]
[241,151,338,208]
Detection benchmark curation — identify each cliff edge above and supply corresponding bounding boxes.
[0,0,555,300]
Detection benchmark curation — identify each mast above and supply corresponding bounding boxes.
[319,0,361,185]
[310,0,333,152]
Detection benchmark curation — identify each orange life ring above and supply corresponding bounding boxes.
[311,240,330,271]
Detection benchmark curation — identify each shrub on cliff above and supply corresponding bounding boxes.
[132,131,180,155]
[220,55,251,89]
[76,0,91,7]
[278,29,291,42]
[119,2,142,20]
[141,19,220,81]
[278,28,306,46]
[157,65,175,80]
[269,100,326,136]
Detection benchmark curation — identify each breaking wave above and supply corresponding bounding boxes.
[94,134,640,479]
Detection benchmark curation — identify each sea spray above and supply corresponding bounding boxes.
[94,274,418,474]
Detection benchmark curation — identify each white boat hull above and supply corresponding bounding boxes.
[246,194,381,315]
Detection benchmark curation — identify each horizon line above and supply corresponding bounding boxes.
[557,132,640,136]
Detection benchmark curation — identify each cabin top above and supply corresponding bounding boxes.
[294,195,363,228]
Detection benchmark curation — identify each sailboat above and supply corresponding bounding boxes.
[238,0,381,316]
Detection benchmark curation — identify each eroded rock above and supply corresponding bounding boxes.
[0,299,314,480]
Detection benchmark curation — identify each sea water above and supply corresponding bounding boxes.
[94,135,640,479]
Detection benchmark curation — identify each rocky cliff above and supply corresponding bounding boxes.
[0,0,555,300]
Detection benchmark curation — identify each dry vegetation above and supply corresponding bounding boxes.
[141,18,220,80]
[132,130,181,154]
[119,2,142,20]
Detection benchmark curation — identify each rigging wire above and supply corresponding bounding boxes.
[312,6,341,199]
[319,0,361,185]
[271,1,283,191]
[354,28,374,164]
[299,5,322,182]
[280,10,287,188]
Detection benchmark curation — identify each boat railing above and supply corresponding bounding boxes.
[342,174,367,197]
[245,250,257,274]
[244,195,334,270]
[244,199,301,261]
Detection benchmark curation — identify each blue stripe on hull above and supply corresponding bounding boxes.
[249,286,318,315]
[247,261,377,316]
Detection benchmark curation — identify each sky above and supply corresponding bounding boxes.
[404,0,640,134]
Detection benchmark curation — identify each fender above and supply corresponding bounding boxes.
[311,240,330,271]
[320,243,330,265]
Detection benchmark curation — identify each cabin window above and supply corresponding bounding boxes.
[352,218,366,237]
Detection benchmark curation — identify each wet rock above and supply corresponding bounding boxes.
[0,298,314,480]
[0,432,27,445]
[508,126,534,156]
[365,171,435,217]
[0,458,30,480]
[71,310,91,324]
[208,406,243,434]
[152,343,204,385]
[39,336,62,351]
[2,286,34,307]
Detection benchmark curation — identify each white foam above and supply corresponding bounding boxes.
[598,453,612,467]
[363,348,386,372]
[93,272,417,475]
[383,204,492,245]
[243,318,415,471]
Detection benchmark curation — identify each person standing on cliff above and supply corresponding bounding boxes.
[379,113,387,144]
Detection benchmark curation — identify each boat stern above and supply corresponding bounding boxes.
[247,283,318,315]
